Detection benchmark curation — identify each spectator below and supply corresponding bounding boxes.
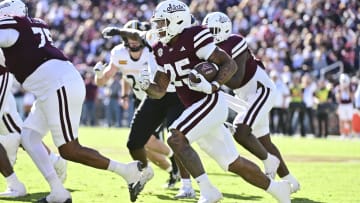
[269,70,289,135]
[81,72,98,126]
[287,73,306,137]
[104,73,123,127]
[314,79,333,138]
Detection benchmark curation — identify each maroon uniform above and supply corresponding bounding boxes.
[0,16,67,83]
[217,34,264,87]
[153,26,214,107]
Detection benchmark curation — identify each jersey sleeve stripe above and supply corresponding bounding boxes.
[232,40,248,58]
[0,19,16,25]
[194,33,212,48]
[194,29,209,41]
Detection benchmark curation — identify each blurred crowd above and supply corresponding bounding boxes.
[11,0,360,137]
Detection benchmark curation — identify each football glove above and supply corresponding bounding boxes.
[139,68,151,90]
[188,70,212,94]
[93,62,106,77]
[102,27,122,38]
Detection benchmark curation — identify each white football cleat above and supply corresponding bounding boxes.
[197,186,222,203]
[53,157,67,183]
[122,161,143,202]
[0,182,26,197]
[263,153,280,179]
[175,187,196,199]
[139,165,154,190]
[267,180,291,203]
[37,189,71,203]
[282,174,300,193]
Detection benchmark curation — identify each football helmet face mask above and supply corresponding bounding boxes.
[124,19,151,31]
[151,0,191,44]
[123,19,150,52]
[202,12,232,43]
[0,0,27,18]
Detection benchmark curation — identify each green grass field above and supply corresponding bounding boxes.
[1,127,360,203]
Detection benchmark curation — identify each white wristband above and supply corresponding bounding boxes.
[211,81,221,90]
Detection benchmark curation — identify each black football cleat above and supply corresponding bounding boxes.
[128,181,142,202]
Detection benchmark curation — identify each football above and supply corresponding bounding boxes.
[189,62,218,83]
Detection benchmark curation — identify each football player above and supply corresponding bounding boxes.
[0,49,67,197]
[138,1,292,202]
[336,73,354,139]
[0,0,143,202]
[201,11,300,193]
[96,19,183,189]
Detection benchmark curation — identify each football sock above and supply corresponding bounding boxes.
[195,173,213,192]
[180,178,192,188]
[21,128,65,191]
[107,160,127,176]
[6,172,20,188]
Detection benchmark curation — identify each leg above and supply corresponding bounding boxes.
[167,129,205,178]
[21,128,71,203]
[168,129,222,202]
[145,149,170,171]
[127,98,166,168]
[258,134,300,193]
[0,142,26,198]
[233,124,268,160]
[145,135,171,155]
[197,125,291,203]
[174,156,196,199]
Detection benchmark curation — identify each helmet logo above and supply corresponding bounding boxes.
[218,15,229,23]
[166,3,185,13]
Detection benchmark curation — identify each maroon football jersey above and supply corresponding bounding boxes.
[217,34,264,87]
[153,26,215,107]
[0,16,68,83]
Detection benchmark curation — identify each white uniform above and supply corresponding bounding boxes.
[110,44,175,101]
[0,49,22,166]
[0,18,85,147]
[231,67,277,138]
[22,60,85,147]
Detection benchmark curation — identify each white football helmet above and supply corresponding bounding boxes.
[202,12,232,43]
[151,0,191,44]
[124,19,151,31]
[0,0,27,17]
[339,73,350,87]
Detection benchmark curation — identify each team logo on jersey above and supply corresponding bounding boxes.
[158,48,163,57]
[118,60,127,65]
[166,3,186,13]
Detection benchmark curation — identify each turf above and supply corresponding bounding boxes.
[0,127,359,203]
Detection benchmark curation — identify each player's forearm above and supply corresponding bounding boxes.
[145,84,166,99]
[215,59,237,85]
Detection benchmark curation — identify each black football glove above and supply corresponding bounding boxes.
[102,27,122,38]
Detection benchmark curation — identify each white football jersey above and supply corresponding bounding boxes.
[110,43,175,100]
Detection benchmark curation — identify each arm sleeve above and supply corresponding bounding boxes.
[0,29,19,48]
[196,43,216,60]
